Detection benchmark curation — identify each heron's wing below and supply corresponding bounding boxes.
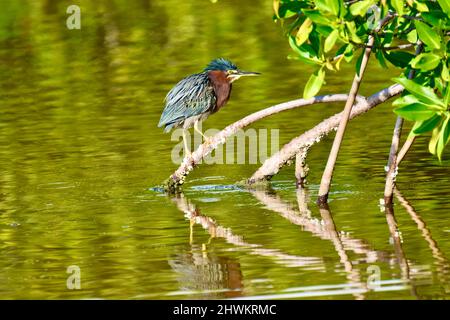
[158,73,216,128]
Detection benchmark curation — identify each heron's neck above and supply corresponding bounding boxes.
[207,70,232,110]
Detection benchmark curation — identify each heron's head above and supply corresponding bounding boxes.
[204,58,260,83]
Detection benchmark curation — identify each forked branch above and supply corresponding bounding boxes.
[247,84,404,185]
[163,94,362,192]
[163,85,403,192]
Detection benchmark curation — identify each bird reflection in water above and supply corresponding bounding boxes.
[168,193,243,298]
[167,192,327,298]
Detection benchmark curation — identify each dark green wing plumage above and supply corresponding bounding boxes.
[158,72,216,132]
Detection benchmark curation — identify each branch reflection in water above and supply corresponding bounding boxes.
[394,187,450,295]
[384,200,418,298]
[251,187,382,300]
[164,186,442,299]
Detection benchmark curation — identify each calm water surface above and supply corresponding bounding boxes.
[0,0,449,299]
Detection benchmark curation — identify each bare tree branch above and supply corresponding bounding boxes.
[163,94,364,192]
[384,44,422,204]
[317,34,375,204]
[247,84,404,185]
[396,136,416,165]
[385,134,416,201]
[350,41,416,51]
[316,12,397,203]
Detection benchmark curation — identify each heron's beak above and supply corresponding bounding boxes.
[236,70,261,76]
[228,70,260,82]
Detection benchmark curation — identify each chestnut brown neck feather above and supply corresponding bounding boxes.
[208,70,231,112]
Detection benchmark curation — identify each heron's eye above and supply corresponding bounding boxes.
[228,70,237,75]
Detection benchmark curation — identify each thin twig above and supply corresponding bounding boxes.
[317,35,375,204]
[386,46,421,169]
[386,115,405,170]
[384,44,422,204]
[396,136,416,165]
[350,41,416,51]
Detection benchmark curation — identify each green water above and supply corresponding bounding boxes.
[0,0,449,300]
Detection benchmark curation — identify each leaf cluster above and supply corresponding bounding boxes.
[274,0,450,159]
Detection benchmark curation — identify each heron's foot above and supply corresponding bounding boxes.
[184,150,192,158]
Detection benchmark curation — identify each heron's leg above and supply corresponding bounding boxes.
[182,129,191,157]
[194,120,212,144]
[189,218,194,245]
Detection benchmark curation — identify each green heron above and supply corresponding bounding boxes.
[158,58,260,155]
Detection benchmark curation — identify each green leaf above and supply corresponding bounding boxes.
[437,0,450,18]
[288,36,321,65]
[280,10,297,19]
[326,0,341,16]
[393,77,445,108]
[303,10,331,25]
[355,50,364,76]
[381,30,394,46]
[391,0,404,16]
[376,50,388,68]
[413,114,442,134]
[442,63,449,82]
[414,20,441,49]
[437,116,450,160]
[324,29,339,53]
[287,54,320,65]
[421,11,447,27]
[296,18,313,46]
[338,0,348,18]
[303,67,325,99]
[385,51,415,68]
[343,43,354,62]
[273,0,280,18]
[346,21,362,43]
[349,0,373,17]
[444,85,450,106]
[392,94,420,108]
[406,30,417,43]
[335,43,348,56]
[394,103,436,121]
[316,0,340,16]
[309,31,321,56]
[429,127,440,155]
[392,94,421,107]
[409,120,423,139]
[412,1,429,12]
[277,1,308,18]
[315,25,334,37]
[410,53,441,71]
[435,76,444,95]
